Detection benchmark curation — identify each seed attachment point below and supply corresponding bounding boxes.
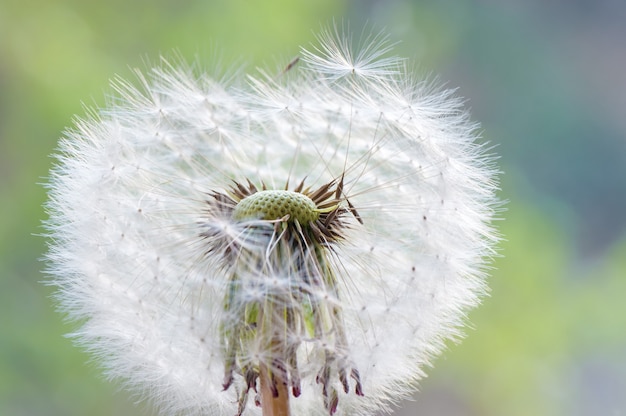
[232,190,320,224]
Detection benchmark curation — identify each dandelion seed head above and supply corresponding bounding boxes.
[44,25,500,416]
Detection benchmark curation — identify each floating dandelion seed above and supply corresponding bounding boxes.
[44,25,500,416]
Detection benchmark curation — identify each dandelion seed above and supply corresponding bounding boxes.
[44,26,501,416]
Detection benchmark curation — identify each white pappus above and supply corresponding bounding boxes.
[44,26,501,416]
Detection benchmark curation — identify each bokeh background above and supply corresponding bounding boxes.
[2,0,625,415]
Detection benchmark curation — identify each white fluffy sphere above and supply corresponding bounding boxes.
[44,27,500,416]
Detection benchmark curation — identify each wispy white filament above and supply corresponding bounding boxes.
[44,27,500,416]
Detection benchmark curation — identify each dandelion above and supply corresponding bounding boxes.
[44,25,500,416]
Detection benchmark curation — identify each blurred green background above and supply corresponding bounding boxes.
[2,0,625,415]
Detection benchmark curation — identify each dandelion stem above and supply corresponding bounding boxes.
[259,362,291,416]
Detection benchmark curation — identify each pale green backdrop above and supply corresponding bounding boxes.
[1,0,625,415]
